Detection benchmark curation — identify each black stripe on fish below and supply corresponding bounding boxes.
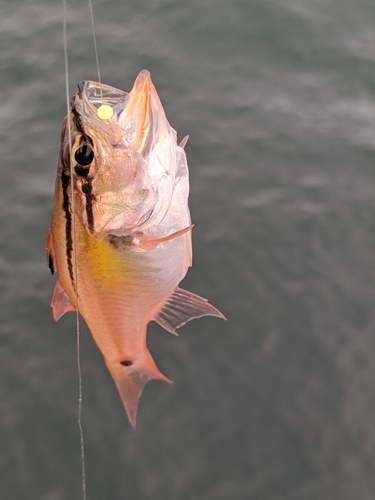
[74,166,90,177]
[48,253,54,275]
[60,151,75,287]
[81,135,93,147]
[82,179,95,232]
[77,81,86,98]
[71,106,85,135]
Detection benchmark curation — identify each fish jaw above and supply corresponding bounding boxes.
[69,70,178,240]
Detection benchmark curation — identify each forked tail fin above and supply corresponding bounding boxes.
[105,351,172,428]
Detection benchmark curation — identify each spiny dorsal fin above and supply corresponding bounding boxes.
[46,228,56,275]
[51,280,76,321]
[154,287,226,335]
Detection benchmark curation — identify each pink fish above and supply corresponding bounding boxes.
[46,70,224,426]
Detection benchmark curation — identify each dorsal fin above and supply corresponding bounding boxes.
[46,228,56,275]
[154,287,226,335]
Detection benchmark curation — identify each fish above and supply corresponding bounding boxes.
[46,69,225,427]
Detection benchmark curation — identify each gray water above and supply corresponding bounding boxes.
[1,0,375,498]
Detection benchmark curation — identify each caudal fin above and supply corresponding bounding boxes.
[105,352,172,428]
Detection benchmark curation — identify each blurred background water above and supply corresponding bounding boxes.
[1,0,375,498]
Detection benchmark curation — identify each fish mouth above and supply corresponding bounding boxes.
[77,80,129,118]
[75,70,153,135]
[72,71,157,153]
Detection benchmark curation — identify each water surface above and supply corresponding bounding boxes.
[1,0,375,498]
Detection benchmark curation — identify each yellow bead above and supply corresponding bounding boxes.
[97,104,114,120]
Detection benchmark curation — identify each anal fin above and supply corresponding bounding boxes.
[179,135,189,149]
[154,287,226,335]
[51,280,76,321]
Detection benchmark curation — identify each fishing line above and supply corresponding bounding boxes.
[88,0,103,102]
[62,2,87,499]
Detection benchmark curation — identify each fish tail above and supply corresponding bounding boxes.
[105,352,172,428]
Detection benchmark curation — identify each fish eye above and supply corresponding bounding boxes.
[74,144,94,168]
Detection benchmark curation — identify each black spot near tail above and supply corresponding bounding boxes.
[120,360,133,367]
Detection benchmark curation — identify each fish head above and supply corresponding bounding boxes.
[63,70,178,240]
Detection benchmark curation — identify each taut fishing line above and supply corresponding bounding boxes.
[63,0,104,496]
[62,1,86,499]
[88,0,103,102]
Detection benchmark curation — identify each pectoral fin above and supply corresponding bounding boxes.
[154,287,226,335]
[134,225,193,251]
[51,280,76,321]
